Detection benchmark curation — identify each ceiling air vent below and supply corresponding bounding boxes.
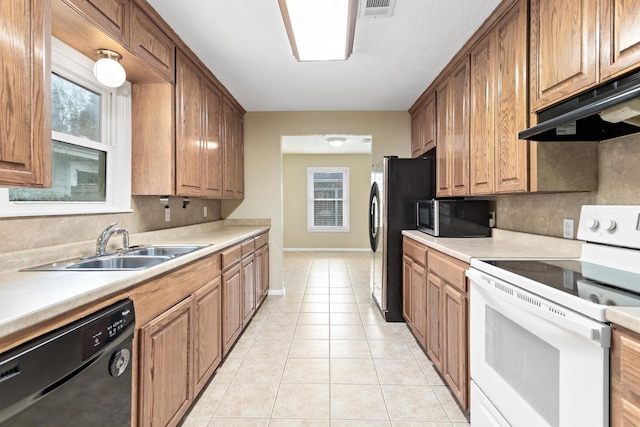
[361,0,396,18]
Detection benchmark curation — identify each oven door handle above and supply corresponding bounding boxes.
[467,269,611,347]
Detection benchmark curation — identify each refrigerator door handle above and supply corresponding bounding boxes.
[369,182,379,252]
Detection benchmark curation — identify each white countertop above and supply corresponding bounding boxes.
[607,307,640,334]
[402,228,583,263]
[0,220,269,342]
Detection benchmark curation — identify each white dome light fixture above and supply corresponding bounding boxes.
[93,49,126,88]
[327,136,347,148]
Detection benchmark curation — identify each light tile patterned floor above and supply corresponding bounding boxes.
[181,252,470,427]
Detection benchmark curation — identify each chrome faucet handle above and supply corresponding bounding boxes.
[96,222,118,255]
[119,228,130,253]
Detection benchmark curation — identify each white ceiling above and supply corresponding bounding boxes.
[147,0,501,112]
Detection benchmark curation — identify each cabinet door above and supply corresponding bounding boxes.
[233,107,245,198]
[203,80,223,198]
[402,255,413,324]
[435,78,451,197]
[495,0,528,193]
[130,3,175,82]
[443,284,468,410]
[0,0,51,188]
[612,327,640,426]
[261,245,270,301]
[422,93,437,153]
[222,99,236,198]
[411,261,427,346]
[600,0,640,80]
[194,278,222,395]
[530,0,598,111]
[242,255,255,326]
[450,58,470,197]
[411,110,424,158]
[426,273,444,371]
[139,297,193,427]
[222,262,242,355]
[175,52,204,197]
[64,0,129,46]
[470,32,496,195]
[255,246,269,309]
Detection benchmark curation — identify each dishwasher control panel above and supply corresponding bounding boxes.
[81,299,135,360]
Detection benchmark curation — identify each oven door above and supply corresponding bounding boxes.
[467,268,610,427]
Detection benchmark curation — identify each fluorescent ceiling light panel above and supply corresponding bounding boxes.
[279,0,358,61]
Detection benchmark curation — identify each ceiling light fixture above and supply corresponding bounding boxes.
[278,0,358,61]
[93,49,126,88]
[327,137,347,147]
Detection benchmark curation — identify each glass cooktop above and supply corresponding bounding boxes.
[484,259,640,307]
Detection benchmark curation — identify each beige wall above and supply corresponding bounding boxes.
[283,153,371,250]
[495,133,640,237]
[222,111,412,291]
[0,196,222,254]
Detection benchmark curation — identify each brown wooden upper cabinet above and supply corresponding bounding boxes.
[62,0,130,47]
[222,98,245,199]
[0,0,52,188]
[130,3,175,82]
[176,50,224,198]
[436,57,470,197]
[470,0,528,194]
[410,92,436,158]
[531,0,640,112]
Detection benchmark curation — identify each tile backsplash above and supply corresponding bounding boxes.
[495,133,640,237]
[0,196,221,254]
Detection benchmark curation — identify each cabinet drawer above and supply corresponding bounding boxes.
[130,3,175,81]
[428,250,468,293]
[222,244,241,269]
[255,232,268,250]
[403,237,427,266]
[241,238,255,257]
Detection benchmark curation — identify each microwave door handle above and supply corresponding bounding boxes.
[468,269,611,347]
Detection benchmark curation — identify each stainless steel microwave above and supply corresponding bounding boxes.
[416,199,490,237]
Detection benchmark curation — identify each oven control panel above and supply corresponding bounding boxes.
[577,205,640,249]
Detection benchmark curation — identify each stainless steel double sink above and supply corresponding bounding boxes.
[24,245,209,271]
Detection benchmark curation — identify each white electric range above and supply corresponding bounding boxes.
[467,205,640,427]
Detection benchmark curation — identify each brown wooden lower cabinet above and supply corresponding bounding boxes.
[139,297,194,427]
[428,249,469,411]
[255,243,269,309]
[194,277,222,395]
[222,261,242,356]
[241,253,256,326]
[612,326,640,426]
[402,238,428,347]
[402,236,470,411]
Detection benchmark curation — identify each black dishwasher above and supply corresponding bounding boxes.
[0,299,135,426]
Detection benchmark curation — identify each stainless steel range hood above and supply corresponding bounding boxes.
[519,69,640,141]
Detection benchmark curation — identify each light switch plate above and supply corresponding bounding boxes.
[563,218,574,239]
[204,206,207,217]
[165,207,170,222]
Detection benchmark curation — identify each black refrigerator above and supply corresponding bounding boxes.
[369,156,435,321]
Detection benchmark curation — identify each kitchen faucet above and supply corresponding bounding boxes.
[96,222,130,256]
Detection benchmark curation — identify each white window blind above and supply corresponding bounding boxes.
[307,167,349,232]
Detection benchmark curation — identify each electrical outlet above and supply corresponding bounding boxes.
[489,211,496,228]
[165,207,170,222]
[563,218,574,239]
[204,206,207,217]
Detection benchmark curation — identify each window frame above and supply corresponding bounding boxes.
[306,166,350,232]
[0,37,132,217]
